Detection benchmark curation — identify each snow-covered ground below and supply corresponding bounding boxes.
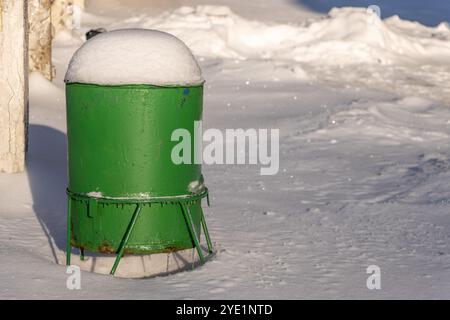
[1,0,450,299]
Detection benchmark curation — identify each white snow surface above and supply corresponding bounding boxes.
[2,0,450,299]
[118,6,450,64]
[116,5,450,104]
[64,29,203,85]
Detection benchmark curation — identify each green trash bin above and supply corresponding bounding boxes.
[64,29,213,275]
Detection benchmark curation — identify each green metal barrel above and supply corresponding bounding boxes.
[65,83,210,261]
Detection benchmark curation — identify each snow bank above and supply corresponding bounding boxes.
[120,6,450,65]
[65,29,203,86]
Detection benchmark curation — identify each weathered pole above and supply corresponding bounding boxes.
[29,0,53,80]
[51,0,84,34]
[0,0,29,173]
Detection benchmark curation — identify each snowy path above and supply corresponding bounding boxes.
[1,1,450,299]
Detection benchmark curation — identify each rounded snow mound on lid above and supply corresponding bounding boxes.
[65,29,203,86]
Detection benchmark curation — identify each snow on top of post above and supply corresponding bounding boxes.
[64,29,203,86]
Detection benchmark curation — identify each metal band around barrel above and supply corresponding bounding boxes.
[66,187,209,205]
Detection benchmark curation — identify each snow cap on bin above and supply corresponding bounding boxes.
[65,29,203,86]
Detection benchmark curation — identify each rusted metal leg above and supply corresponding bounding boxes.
[66,197,72,266]
[110,204,142,275]
[180,203,205,264]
